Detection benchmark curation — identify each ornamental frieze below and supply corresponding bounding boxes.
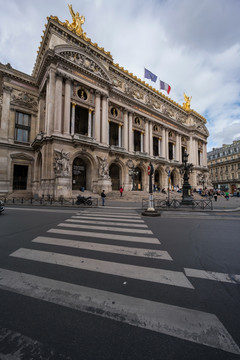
[59,51,109,81]
[11,91,38,111]
[111,77,123,88]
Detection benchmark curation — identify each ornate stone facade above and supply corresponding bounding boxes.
[207,140,240,193]
[0,9,209,198]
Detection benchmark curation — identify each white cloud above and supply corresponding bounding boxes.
[0,0,240,151]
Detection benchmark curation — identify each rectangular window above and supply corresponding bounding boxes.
[153,137,158,156]
[15,111,31,143]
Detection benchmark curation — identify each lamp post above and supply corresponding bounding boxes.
[148,162,154,210]
[129,167,139,191]
[165,166,171,206]
[142,162,160,216]
[180,151,193,205]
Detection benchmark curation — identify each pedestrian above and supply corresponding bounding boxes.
[214,193,218,202]
[225,191,229,200]
[101,190,106,206]
[119,187,123,197]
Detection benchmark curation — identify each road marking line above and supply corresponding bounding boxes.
[69,218,148,228]
[72,216,144,223]
[58,222,153,234]
[184,268,240,284]
[48,228,160,244]
[81,211,139,216]
[32,236,173,260]
[0,268,239,354]
[10,248,192,288]
[79,214,141,219]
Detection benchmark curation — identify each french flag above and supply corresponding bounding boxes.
[160,80,171,94]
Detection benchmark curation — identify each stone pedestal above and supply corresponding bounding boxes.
[92,178,112,194]
[54,177,71,199]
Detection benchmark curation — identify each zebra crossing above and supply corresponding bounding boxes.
[1,208,240,355]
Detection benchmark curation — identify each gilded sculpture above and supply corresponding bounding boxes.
[64,4,86,37]
[183,93,192,111]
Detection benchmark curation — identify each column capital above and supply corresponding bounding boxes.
[72,102,76,107]
[2,85,12,94]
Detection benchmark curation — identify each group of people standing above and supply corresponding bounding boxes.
[100,187,124,206]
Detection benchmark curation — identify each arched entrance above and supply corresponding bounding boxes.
[72,158,87,190]
[154,170,162,190]
[109,163,120,190]
[170,172,174,187]
[133,167,142,191]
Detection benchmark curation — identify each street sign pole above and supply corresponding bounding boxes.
[148,162,154,210]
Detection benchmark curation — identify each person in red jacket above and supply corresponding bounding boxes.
[119,187,123,197]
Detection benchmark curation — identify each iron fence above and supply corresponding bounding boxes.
[142,198,213,210]
[1,197,99,207]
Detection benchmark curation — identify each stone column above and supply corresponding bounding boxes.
[101,95,108,144]
[63,79,71,137]
[46,68,55,135]
[165,129,169,160]
[54,75,63,134]
[123,110,128,150]
[37,95,45,134]
[202,143,207,166]
[141,132,144,152]
[149,121,153,156]
[128,112,133,152]
[118,124,122,147]
[144,120,149,154]
[176,134,180,161]
[0,85,12,141]
[158,138,161,156]
[161,127,166,158]
[187,136,195,164]
[71,102,76,136]
[88,109,93,137]
[173,144,176,160]
[94,91,101,142]
[179,135,182,162]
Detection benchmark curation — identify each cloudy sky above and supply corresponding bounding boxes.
[1,0,240,151]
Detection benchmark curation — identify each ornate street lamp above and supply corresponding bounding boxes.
[128,167,139,191]
[165,166,171,206]
[180,151,193,205]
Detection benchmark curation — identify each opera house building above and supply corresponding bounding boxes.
[0,7,209,199]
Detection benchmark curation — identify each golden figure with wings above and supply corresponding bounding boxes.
[65,4,85,36]
[183,93,192,111]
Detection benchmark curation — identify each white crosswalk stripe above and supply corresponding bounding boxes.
[0,268,239,355]
[185,268,240,284]
[59,222,153,234]
[10,248,191,288]
[69,218,148,228]
[48,228,160,244]
[2,208,240,354]
[32,236,172,260]
[72,215,145,223]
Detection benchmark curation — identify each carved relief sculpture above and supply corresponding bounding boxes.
[97,156,110,179]
[54,149,70,177]
[11,91,38,111]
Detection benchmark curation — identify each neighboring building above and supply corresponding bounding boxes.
[0,7,209,199]
[207,140,240,193]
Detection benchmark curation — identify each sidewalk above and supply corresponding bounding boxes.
[105,195,240,212]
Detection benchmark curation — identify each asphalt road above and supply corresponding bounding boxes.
[0,206,240,360]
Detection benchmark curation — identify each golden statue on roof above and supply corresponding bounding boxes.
[183,93,192,111]
[64,4,86,37]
